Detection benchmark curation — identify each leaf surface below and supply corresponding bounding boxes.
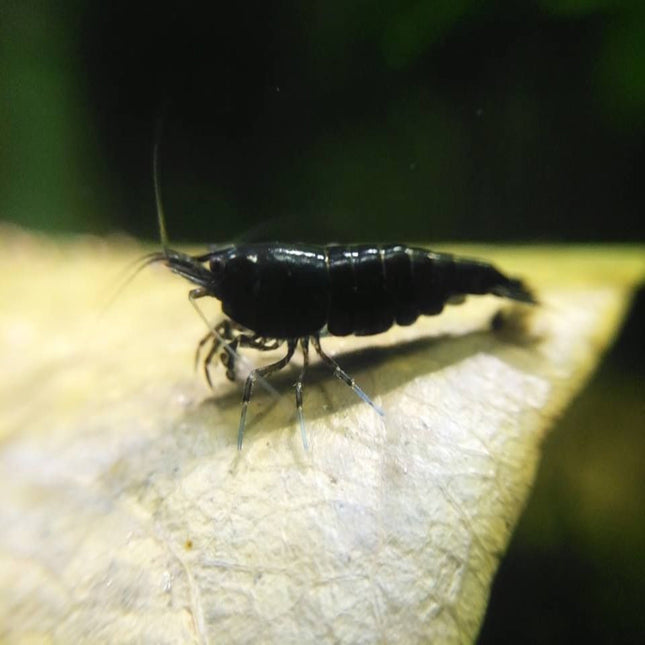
[0,228,642,643]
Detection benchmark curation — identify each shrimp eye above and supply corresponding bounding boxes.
[209,256,225,275]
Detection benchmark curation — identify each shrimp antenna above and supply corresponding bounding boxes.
[153,120,170,254]
[151,120,286,447]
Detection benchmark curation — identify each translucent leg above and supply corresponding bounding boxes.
[310,335,384,417]
[194,319,236,368]
[295,338,310,450]
[238,339,298,450]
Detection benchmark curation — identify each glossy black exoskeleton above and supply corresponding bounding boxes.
[144,242,535,449]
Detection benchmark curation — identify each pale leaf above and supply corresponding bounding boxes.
[0,228,642,643]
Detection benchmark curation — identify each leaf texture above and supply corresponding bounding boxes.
[0,228,642,643]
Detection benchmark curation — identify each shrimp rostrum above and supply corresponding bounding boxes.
[146,242,535,449]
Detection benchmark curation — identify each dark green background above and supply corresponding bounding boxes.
[1,0,644,243]
[2,1,643,642]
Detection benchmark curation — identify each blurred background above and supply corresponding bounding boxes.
[1,0,644,243]
[1,0,643,642]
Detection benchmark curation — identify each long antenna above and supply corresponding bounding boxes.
[153,120,170,253]
[151,119,288,449]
